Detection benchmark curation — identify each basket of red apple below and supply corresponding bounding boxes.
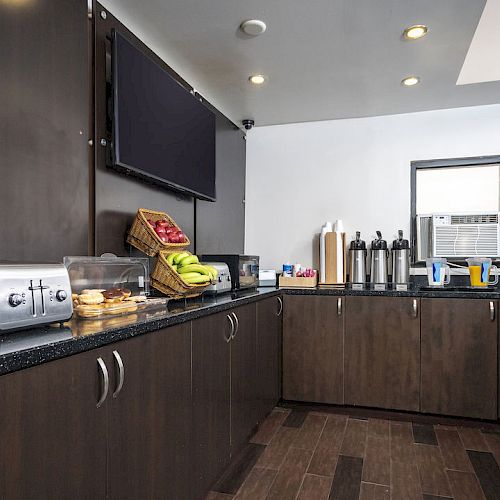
[127,208,190,257]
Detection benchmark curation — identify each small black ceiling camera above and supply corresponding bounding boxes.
[242,119,255,130]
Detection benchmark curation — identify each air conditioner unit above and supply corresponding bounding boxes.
[417,212,500,259]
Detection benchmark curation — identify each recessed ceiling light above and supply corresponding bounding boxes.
[401,76,420,86]
[249,74,266,85]
[403,24,428,40]
[240,19,267,36]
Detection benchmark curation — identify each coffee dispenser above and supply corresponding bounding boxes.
[370,231,389,287]
[391,230,411,289]
[348,231,367,287]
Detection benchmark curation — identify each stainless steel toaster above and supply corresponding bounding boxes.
[0,263,73,332]
[202,262,232,295]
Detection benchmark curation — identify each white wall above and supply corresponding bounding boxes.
[245,104,500,270]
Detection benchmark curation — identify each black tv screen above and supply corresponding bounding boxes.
[111,31,216,201]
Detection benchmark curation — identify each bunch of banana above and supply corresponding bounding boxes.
[166,252,218,285]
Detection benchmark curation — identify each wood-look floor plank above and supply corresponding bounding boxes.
[412,423,438,445]
[422,495,452,500]
[329,455,363,500]
[295,473,332,500]
[233,467,276,500]
[482,432,500,467]
[446,470,486,500]
[458,428,490,452]
[362,434,390,486]
[255,426,299,470]
[390,461,421,500]
[205,492,234,500]
[250,409,289,445]
[390,421,415,464]
[414,444,452,497]
[340,419,368,458]
[435,428,473,472]
[308,415,347,476]
[266,447,314,500]
[283,410,309,428]
[467,450,500,500]
[293,413,328,450]
[359,482,390,500]
[213,443,266,494]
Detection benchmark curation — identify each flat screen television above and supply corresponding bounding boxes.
[111,30,216,201]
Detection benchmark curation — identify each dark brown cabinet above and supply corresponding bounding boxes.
[344,296,420,412]
[0,349,107,500]
[192,312,232,499]
[230,303,257,452]
[107,323,192,500]
[283,295,344,404]
[421,298,498,420]
[255,296,282,424]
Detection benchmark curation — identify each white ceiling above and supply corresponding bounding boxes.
[100,0,500,127]
[457,0,500,85]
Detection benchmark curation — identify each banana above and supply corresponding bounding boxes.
[178,254,199,267]
[173,252,190,265]
[178,264,211,276]
[184,275,211,284]
[179,272,203,280]
[204,265,218,279]
[171,264,178,271]
[166,253,177,265]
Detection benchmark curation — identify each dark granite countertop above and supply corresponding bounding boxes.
[2,284,500,376]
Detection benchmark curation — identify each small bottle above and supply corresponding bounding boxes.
[282,262,293,277]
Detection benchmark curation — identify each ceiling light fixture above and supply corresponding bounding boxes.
[403,24,428,40]
[401,76,420,86]
[249,74,266,85]
[240,19,267,36]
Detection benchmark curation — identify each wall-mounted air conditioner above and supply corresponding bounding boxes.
[416,212,500,260]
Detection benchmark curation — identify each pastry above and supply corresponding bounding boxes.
[125,295,147,303]
[72,293,79,301]
[121,288,132,298]
[76,304,104,318]
[78,293,105,305]
[103,288,125,303]
[81,289,106,295]
[103,302,137,315]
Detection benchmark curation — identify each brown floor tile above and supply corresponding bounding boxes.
[447,469,486,500]
[359,482,390,500]
[390,461,422,500]
[362,433,390,486]
[412,423,438,445]
[266,447,313,500]
[255,426,298,470]
[329,455,363,500]
[483,432,500,466]
[422,495,452,500]
[283,409,309,428]
[390,421,415,464]
[250,409,288,445]
[340,418,368,458]
[205,492,234,500]
[293,413,327,450]
[435,428,473,472]
[458,427,490,451]
[308,414,347,476]
[367,418,390,438]
[296,473,332,500]
[467,450,500,500]
[233,467,276,500]
[414,444,452,497]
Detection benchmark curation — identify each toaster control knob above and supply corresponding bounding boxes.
[55,290,68,302]
[9,293,23,307]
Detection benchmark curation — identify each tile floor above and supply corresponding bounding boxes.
[205,407,500,500]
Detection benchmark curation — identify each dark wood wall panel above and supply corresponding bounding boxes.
[0,0,90,261]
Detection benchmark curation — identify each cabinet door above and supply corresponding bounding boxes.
[256,296,282,424]
[231,303,257,453]
[421,298,498,419]
[283,295,344,404]
[192,312,231,499]
[345,296,420,411]
[107,323,192,500]
[0,349,107,500]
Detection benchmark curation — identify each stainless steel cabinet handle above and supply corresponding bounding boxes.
[231,312,239,339]
[490,301,495,321]
[96,357,109,408]
[112,350,125,399]
[277,296,283,317]
[226,314,234,342]
[412,299,418,318]
[337,297,342,316]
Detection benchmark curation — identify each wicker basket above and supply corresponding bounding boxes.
[127,208,191,257]
[151,251,212,299]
